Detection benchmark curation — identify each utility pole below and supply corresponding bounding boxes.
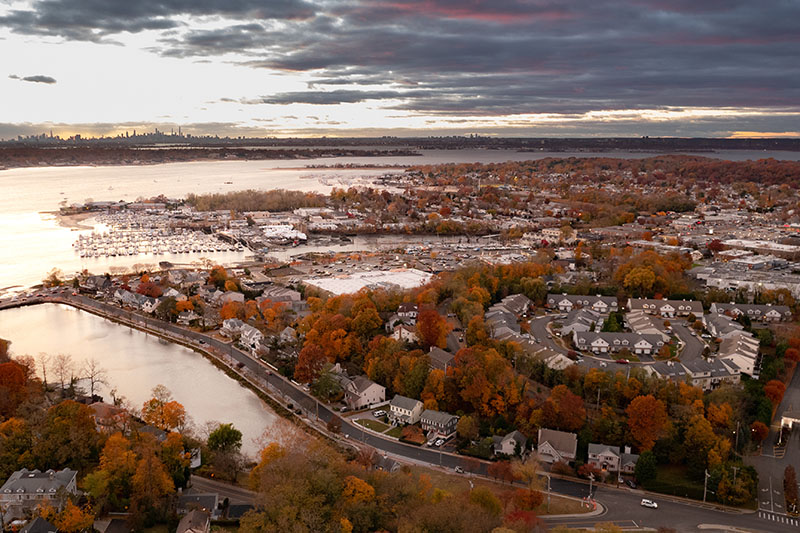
[732,466,739,485]
[589,473,594,501]
[703,469,710,503]
[734,420,740,453]
[546,474,551,512]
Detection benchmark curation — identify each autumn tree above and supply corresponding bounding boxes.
[130,439,175,526]
[220,300,244,321]
[54,501,95,533]
[34,400,101,471]
[540,385,586,432]
[750,421,769,444]
[764,380,786,407]
[625,395,668,451]
[0,362,27,419]
[416,308,452,349]
[85,433,137,512]
[457,415,480,441]
[141,385,187,432]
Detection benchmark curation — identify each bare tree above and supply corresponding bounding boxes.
[53,353,74,394]
[83,357,108,398]
[37,352,51,389]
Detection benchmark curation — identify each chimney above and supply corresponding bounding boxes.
[624,446,631,454]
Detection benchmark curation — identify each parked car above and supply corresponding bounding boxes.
[640,499,658,509]
[626,480,637,489]
[615,359,629,364]
[434,438,445,447]
[454,466,465,474]
[372,410,386,417]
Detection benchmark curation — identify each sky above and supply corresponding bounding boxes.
[1,0,799,139]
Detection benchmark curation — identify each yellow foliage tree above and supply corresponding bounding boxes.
[342,475,375,504]
[54,501,95,533]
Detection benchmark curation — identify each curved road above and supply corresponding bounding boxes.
[1,293,790,532]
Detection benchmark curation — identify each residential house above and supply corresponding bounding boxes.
[220,291,245,305]
[493,430,528,456]
[177,310,200,326]
[89,402,128,433]
[420,409,459,438]
[279,326,297,345]
[626,310,670,342]
[429,347,456,373]
[490,294,533,317]
[141,297,160,315]
[627,298,703,318]
[397,302,419,319]
[620,448,640,475]
[163,287,187,301]
[710,303,792,322]
[221,318,245,338]
[389,395,424,425]
[259,285,302,303]
[546,294,618,313]
[391,324,418,344]
[573,332,665,355]
[537,428,577,464]
[240,324,264,354]
[560,309,603,336]
[177,493,218,519]
[0,469,78,513]
[20,517,58,533]
[587,443,621,473]
[718,330,760,376]
[176,510,210,533]
[703,313,743,339]
[343,376,386,411]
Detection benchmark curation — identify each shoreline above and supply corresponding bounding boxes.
[45,211,97,230]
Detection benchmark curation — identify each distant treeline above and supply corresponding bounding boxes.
[186,189,326,212]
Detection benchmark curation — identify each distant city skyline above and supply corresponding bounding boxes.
[1,0,799,139]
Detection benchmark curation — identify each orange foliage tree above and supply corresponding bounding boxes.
[416,308,452,349]
[625,395,668,451]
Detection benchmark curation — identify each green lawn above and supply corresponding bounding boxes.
[355,418,390,433]
[385,426,403,438]
[643,465,706,501]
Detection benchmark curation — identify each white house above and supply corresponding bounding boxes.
[391,324,419,344]
[344,376,386,411]
[389,395,424,425]
[537,428,577,464]
[0,469,78,514]
[627,298,703,318]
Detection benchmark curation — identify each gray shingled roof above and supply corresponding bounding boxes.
[390,394,422,411]
[0,468,76,496]
[420,409,458,426]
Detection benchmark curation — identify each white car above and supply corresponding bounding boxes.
[640,499,658,509]
[434,438,445,447]
[372,410,386,417]
[454,466,465,473]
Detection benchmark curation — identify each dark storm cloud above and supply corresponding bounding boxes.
[2,0,799,121]
[9,74,57,84]
[0,0,316,41]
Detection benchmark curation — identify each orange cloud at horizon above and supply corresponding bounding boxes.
[728,131,800,139]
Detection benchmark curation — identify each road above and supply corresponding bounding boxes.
[671,322,706,361]
[529,315,565,353]
[188,475,256,505]
[2,294,796,531]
